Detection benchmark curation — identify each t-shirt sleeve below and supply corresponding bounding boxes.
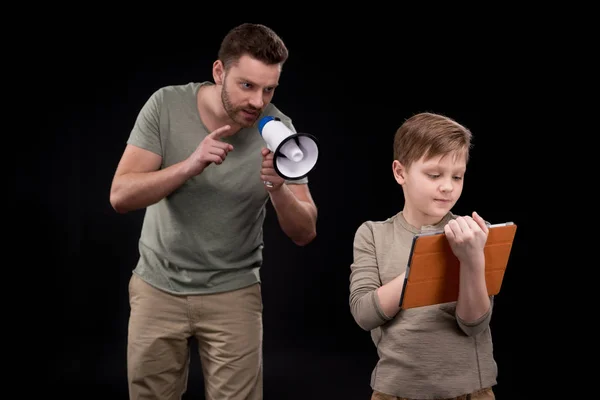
[127,88,164,157]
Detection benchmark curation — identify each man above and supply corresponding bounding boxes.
[110,23,318,400]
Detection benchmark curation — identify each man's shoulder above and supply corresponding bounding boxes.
[141,82,208,113]
[153,81,204,98]
[263,103,291,122]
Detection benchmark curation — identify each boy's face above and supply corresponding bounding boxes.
[393,150,467,228]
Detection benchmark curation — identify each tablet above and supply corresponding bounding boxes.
[398,222,517,309]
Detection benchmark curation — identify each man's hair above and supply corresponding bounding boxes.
[218,23,288,70]
[393,112,473,169]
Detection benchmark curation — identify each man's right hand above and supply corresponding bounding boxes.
[185,125,235,176]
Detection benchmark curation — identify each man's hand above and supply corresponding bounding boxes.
[444,212,489,268]
[260,147,285,192]
[185,125,235,176]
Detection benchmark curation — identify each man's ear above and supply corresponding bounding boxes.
[392,160,406,185]
[213,60,225,85]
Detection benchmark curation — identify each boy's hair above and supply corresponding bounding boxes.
[393,112,473,169]
[218,23,289,70]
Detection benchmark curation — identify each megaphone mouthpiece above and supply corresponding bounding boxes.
[279,139,304,162]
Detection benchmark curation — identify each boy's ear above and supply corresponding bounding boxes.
[392,160,406,185]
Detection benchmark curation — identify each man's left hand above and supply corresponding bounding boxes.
[261,147,285,192]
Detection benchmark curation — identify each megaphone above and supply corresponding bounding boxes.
[258,116,319,180]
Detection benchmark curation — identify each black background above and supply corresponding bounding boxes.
[27,14,544,400]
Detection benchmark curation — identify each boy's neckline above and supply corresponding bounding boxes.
[397,211,454,234]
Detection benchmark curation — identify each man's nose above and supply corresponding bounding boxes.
[249,91,264,109]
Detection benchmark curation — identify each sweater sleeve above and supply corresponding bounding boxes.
[456,296,494,336]
[349,222,393,331]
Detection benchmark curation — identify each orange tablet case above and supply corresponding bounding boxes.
[399,222,517,309]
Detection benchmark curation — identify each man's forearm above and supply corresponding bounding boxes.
[456,257,491,323]
[269,184,317,246]
[110,161,193,213]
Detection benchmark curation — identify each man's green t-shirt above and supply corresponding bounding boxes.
[126,81,308,294]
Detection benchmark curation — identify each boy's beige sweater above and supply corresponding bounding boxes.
[349,212,497,399]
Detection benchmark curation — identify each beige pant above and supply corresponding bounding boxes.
[372,388,495,400]
[127,273,263,400]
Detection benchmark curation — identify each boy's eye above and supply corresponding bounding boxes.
[427,174,440,178]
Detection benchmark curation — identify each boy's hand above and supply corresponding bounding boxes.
[444,212,489,267]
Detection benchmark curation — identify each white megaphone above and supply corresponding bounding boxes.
[258,116,319,180]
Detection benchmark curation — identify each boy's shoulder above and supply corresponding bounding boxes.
[356,211,399,226]
[355,211,459,237]
[353,212,403,240]
[352,213,413,253]
[361,213,400,228]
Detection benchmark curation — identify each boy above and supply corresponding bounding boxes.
[349,112,496,400]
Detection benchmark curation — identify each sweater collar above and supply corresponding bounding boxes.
[396,211,455,234]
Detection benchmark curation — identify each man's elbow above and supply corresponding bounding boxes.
[292,230,316,246]
[109,190,129,214]
[110,200,128,214]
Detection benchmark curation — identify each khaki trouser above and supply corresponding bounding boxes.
[372,388,495,400]
[127,273,263,400]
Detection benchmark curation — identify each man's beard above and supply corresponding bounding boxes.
[221,81,261,128]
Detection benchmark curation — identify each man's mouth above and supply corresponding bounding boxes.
[241,109,259,117]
